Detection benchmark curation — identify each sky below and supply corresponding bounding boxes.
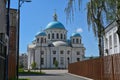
[10,0,99,57]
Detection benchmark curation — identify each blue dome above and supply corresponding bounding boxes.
[71,33,81,37]
[45,21,65,30]
[36,31,46,36]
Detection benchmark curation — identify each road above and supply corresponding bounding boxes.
[19,70,91,80]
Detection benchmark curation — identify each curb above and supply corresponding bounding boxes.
[67,73,93,80]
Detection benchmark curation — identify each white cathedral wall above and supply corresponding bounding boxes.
[45,29,67,42]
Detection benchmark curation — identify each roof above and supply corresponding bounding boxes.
[71,33,81,37]
[36,31,46,36]
[52,41,68,47]
[45,21,65,30]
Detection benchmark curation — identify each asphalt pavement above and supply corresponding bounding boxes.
[19,70,92,80]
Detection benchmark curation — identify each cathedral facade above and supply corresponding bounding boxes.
[28,13,85,69]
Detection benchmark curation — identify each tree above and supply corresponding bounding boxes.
[19,63,24,69]
[65,0,106,57]
[31,62,36,69]
[105,0,120,42]
[54,60,59,69]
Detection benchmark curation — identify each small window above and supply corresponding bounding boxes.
[53,57,56,64]
[44,38,46,43]
[109,35,112,49]
[41,51,44,55]
[80,39,81,44]
[114,33,117,47]
[76,39,79,43]
[56,33,59,39]
[67,51,70,55]
[73,39,75,43]
[60,51,64,54]
[41,38,43,43]
[64,34,66,39]
[61,34,63,39]
[76,51,80,55]
[53,51,56,54]
[41,58,44,65]
[77,58,80,61]
[67,57,70,64]
[37,38,39,43]
[60,57,64,65]
[52,33,54,39]
[48,34,50,39]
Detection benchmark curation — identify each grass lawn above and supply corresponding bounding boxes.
[19,68,45,75]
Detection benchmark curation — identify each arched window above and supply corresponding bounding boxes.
[76,38,79,43]
[73,39,75,43]
[37,38,39,43]
[61,34,63,39]
[80,39,81,44]
[41,37,43,43]
[48,34,50,39]
[44,38,46,43]
[67,51,70,55]
[52,33,54,39]
[64,34,66,39]
[56,33,59,39]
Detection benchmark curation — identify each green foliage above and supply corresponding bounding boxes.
[19,70,45,75]
[19,63,24,68]
[54,60,59,68]
[31,62,36,69]
[19,68,24,72]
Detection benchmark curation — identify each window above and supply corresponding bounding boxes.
[48,34,50,39]
[73,39,75,43]
[37,38,39,43]
[52,33,54,39]
[56,33,59,39]
[105,38,108,49]
[44,38,46,43]
[41,38,43,43]
[41,51,44,55]
[77,58,80,61]
[76,39,79,43]
[109,35,112,49]
[60,57,64,65]
[80,39,81,44]
[67,51,70,55]
[53,57,56,64]
[60,51,64,54]
[41,58,44,65]
[67,57,70,64]
[64,34,65,39]
[114,33,117,47]
[76,51,80,55]
[61,34,63,39]
[53,51,56,54]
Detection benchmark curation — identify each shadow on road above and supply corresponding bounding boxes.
[19,73,64,77]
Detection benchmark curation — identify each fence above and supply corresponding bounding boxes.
[68,53,120,80]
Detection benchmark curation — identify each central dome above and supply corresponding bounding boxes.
[45,21,65,30]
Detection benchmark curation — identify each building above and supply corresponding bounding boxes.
[28,13,85,69]
[8,9,17,79]
[104,21,120,55]
[0,0,8,80]
[19,53,28,69]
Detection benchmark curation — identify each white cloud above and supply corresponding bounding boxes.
[76,28,83,33]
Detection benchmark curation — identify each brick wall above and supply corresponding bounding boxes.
[8,9,17,79]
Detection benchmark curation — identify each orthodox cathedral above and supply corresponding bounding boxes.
[28,13,85,69]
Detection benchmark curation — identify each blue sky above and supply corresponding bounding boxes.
[11,0,99,57]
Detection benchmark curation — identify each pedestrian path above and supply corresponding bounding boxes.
[19,70,92,80]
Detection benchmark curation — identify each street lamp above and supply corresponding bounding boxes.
[17,0,31,79]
